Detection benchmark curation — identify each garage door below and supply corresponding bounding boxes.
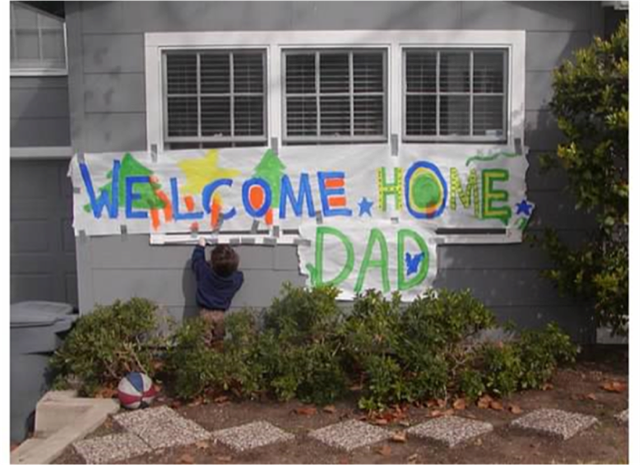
[10,159,77,306]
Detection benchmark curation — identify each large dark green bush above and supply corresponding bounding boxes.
[54,286,578,411]
[541,19,628,335]
[50,298,164,395]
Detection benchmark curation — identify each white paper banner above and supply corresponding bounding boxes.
[69,144,534,298]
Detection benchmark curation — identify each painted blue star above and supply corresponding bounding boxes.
[358,197,374,217]
[515,199,533,216]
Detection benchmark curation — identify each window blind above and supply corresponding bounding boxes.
[284,49,387,144]
[404,49,507,142]
[164,50,266,149]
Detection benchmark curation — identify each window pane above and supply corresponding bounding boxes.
[474,52,505,94]
[320,53,349,94]
[473,96,504,136]
[167,97,198,137]
[354,52,384,93]
[286,97,317,137]
[286,54,315,94]
[233,52,263,94]
[234,96,264,136]
[200,53,229,94]
[440,52,470,93]
[406,95,436,136]
[13,5,38,29]
[354,95,384,135]
[440,96,470,136]
[320,96,350,136]
[15,30,39,60]
[405,51,437,93]
[41,30,64,61]
[166,54,197,94]
[201,96,231,136]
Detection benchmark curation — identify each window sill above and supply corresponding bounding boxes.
[11,68,68,77]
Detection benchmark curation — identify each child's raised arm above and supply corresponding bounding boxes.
[191,237,209,280]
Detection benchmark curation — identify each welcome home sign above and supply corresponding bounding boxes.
[69,144,534,300]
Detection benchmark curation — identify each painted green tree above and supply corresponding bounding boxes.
[83,153,165,212]
[253,149,286,208]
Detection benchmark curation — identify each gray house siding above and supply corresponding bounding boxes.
[10,76,71,147]
[67,1,606,342]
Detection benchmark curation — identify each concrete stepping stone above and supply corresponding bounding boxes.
[114,406,212,449]
[212,421,294,452]
[73,433,151,464]
[511,408,597,440]
[407,415,493,448]
[309,419,393,451]
[615,409,628,424]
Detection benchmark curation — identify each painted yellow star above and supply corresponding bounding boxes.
[177,150,241,195]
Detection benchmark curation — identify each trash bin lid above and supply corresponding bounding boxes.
[10,301,75,328]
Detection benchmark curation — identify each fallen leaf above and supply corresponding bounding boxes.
[391,431,407,443]
[407,453,419,464]
[216,456,232,463]
[374,418,388,426]
[398,420,411,427]
[213,395,230,404]
[179,453,194,464]
[477,395,493,409]
[188,396,204,407]
[442,409,455,416]
[349,384,363,392]
[295,406,318,416]
[436,398,447,408]
[601,381,626,393]
[430,409,443,418]
[170,400,182,409]
[376,444,392,456]
[508,404,523,414]
[585,393,597,401]
[475,438,483,446]
[323,405,337,414]
[489,400,504,411]
[95,387,118,399]
[542,383,554,391]
[195,440,209,450]
[453,398,467,410]
[426,399,438,408]
[338,457,350,464]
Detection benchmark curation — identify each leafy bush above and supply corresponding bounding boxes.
[50,298,164,396]
[541,19,628,335]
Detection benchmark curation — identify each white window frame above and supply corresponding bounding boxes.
[145,30,525,155]
[10,2,68,77]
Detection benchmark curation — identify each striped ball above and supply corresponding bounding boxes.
[117,372,156,410]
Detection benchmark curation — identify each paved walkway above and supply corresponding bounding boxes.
[72,405,627,464]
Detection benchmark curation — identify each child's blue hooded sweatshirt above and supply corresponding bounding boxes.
[191,245,244,310]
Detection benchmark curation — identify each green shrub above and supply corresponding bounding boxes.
[159,285,578,412]
[50,298,163,396]
[541,19,628,335]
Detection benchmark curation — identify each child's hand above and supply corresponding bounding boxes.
[198,236,207,247]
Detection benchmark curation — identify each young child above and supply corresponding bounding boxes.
[192,236,244,343]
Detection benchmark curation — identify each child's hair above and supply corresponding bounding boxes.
[210,245,240,277]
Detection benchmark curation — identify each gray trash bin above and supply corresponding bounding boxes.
[10,301,77,443]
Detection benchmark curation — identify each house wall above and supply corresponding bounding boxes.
[66,1,606,342]
[10,76,71,147]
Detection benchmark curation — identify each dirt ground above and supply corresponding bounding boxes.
[54,345,628,464]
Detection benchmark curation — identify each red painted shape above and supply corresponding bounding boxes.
[150,209,160,230]
[155,190,173,221]
[184,195,195,212]
[211,200,221,228]
[328,196,347,207]
[249,185,266,210]
[324,178,345,189]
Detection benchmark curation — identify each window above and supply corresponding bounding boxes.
[404,49,507,142]
[283,49,387,144]
[10,2,66,75]
[163,50,267,149]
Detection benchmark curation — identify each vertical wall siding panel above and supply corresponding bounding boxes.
[83,113,147,152]
[84,73,146,113]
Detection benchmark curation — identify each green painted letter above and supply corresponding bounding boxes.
[450,168,480,217]
[482,169,511,225]
[354,228,390,294]
[311,226,355,287]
